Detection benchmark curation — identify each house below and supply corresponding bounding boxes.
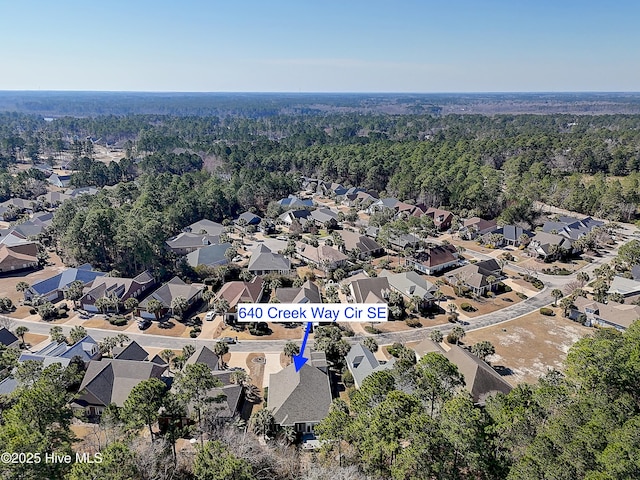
[489,225,534,247]
[0,243,39,274]
[19,335,101,365]
[79,270,155,312]
[268,359,332,433]
[38,191,71,207]
[277,195,313,209]
[569,296,640,331]
[47,173,72,188]
[542,216,605,241]
[186,242,233,268]
[112,341,149,361]
[350,277,391,304]
[235,211,262,226]
[445,259,504,296]
[216,277,265,322]
[73,358,167,417]
[274,280,322,304]
[247,244,291,276]
[184,219,225,237]
[608,276,640,299]
[309,208,339,229]
[367,198,400,214]
[137,277,204,320]
[424,207,454,231]
[0,328,19,348]
[414,339,512,406]
[66,187,100,198]
[185,345,220,371]
[379,270,436,306]
[528,232,575,260]
[460,217,499,239]
[336,230,384,259]
[279,209,313,230]
[24,264,106,303]
[295,243,348,271]
[345,343,395,388]
[165,233,221,255]
[343,190,377,207]
[404,244,460,275]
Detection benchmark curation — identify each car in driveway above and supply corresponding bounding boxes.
[219,336,236,344]
[137,318,152,330]
[204,311,216,321]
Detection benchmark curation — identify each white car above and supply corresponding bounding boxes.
[204,311,216,321]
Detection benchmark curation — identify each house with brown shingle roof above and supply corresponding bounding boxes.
[137,277,204,320]
[336,230,383,259]
[350,277,391,304]
[80,270,155,313]
[425,207,454,231]
[404,244,460,275]
[445,259,504,296]
[0,242,38,274]
[569,296,640,331]
[216,277,265,322]
[274,280,322,304]
[295,243,348,271]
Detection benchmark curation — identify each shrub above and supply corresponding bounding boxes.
[364,325,381,335]
[189,330,198,338]
[540,307,554,316]
[405,318,421,328]
[460,302,475,312]
[447,315,458,323]
[387,342,404,357]
[109,316,128,326]
[57,309,68,318]
[516,292,528,300]
[446,333,456,344]
[342,370,354,388]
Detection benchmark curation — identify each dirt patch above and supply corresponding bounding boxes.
[463,309,592,386]
[142,320,188,338]
[246,353,265,398]
[279,352,292,368]
[22,332,48,349]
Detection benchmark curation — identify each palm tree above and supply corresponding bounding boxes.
[250,408,274,440]
[450,326,466,345]
[170,296,189,320]
[551,288,564,306]
[124,297,139,312]
[576,271,590,288]
[94,297,111,314]
[213,341,229,369]
[429,329,444,344]
[146,298,164,321]
[201,290,214,307]
[283,341,300,360]
[15,326,28,348]
[160,349,176,371]
[15,281,30,293]
[363,336,378,353]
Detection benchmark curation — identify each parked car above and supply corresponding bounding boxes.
[137,318,151,330]
[204,311,216,321]
[219,336,236,344]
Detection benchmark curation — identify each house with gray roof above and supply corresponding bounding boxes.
[379,270,436,306]
[279,209,313,230]
[165,232,222,255]
[74,358,167,417]
[350,277,391,304]
[528,232,575,260]
[445,259,504,296]
[414,339,512,406]
[336,230,383,259]
[542,216,604,241]
[19,335,101,365]
[295,243,347,271]
[248,244,291,276]
[66,186,100,198]
[274,280,322,304]
[184,219,225,237]
[113,341,149,362]
[39,191,71,207]
[0,328,18,348]
[277,195,313,209]
[185,345,220,371]
[47,173,72,188]
[268,361,332,433]
[608,276,640,299]
[235,211,262,226]
[24,264,106,303]
[186,242,233,268]
[309,208,339,228]
[569,296,640,331]
[80,270,155,313]
[137,277,204,320]
[345,343,395,388]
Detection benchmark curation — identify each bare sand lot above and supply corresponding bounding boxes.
[462,308,592,386]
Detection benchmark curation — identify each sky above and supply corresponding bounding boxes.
[0,0,638,92]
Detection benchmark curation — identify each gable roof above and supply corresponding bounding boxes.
[0,327,18,347]
[184,345,219,370]
[337,230,382,255]
[274,280,322,304]
[138,277,203,309]
[248,244,290,272]
[296,243,348,265]
[446,259,502,289]
[0,243,38,271]
[80,270,155,304]
[409,244,459,268]
[379,270,436,300]
[186,242,232,267]
[78,358,167,407]
[217,277,264,308]
[184,219,225,236]
[113,341,148,361]
[345,343,395,388]
[236,211,262,225]
[166,232,221,250]
[350,277,390,304]
[268,363,332,426]
[28,264,105,297]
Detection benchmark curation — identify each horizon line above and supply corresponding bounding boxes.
[1,90,640,95]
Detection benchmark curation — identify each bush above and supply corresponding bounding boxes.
[364,325,381,334]
[387,342,404,357]
[57,309,68,318]
[342,370,354,388]
[446,333,456,344]
[460,302,475,312]
[516,292,528,300]
[29,308,36,315]
[189,330,198,338]
[109,316,128,326]
[405,318,421,328]
[447,315,458,323]
[540,307,554,316]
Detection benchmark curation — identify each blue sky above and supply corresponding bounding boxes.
[1,0,638,92]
